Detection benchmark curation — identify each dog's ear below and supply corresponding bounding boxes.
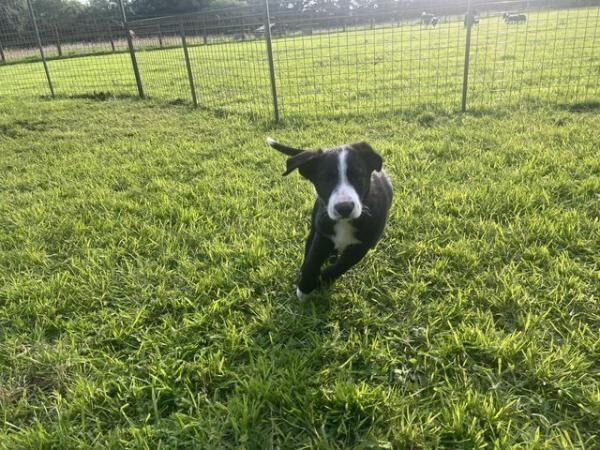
[351,142,382,173]
[266,137,305,156]
[283,150,323,179]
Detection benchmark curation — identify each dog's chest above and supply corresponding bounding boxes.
[330,221,361,252]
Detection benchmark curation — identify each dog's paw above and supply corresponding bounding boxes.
[296,287,310,301]
[297,273,320,295]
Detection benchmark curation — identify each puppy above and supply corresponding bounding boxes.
[267,138,393,299]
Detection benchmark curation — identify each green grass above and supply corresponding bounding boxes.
[0,93,599,448]
[1,7,599,118]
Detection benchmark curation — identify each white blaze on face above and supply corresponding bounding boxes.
[327,148,362,220]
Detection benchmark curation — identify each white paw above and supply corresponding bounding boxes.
[296,287,309,301]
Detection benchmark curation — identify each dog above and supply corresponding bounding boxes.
[267,138,393,300]
[503,12,527,24]
[421,12,436,26]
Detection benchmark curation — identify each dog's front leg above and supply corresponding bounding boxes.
[321,245,369,285]
[296,233,334,299]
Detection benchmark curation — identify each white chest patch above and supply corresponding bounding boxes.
[330,221,361,252]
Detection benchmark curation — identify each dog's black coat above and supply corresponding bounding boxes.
[267,138,393,298]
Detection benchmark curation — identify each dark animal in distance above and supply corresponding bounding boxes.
[503,12,527,24]
[421,12,437,26]
[266,138,393,300]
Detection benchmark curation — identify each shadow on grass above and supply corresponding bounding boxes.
[37,92,463,128]
[36,92,600,128]
[559,101,600,113]
[40,92,141,102]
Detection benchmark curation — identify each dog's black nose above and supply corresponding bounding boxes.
[334,201,355,218]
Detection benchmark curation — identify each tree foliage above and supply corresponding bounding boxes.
[128,0,212,16]
[0,0,597,45]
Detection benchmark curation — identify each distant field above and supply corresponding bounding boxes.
[0,7,598,118]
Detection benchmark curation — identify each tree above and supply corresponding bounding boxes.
[30,0,85,25]
[0,0,28,36]
[128,0,214,17]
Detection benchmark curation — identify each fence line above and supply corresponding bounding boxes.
[462,1,474,112]
[180,20,198,108]
[0,0,599,120]
[119,0,144,99]
[264,0,280,121]
[26,0,54,97]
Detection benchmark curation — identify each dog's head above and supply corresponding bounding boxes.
[266,138,382,221]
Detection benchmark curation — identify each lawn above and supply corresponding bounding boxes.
[0,94,599,448]
[1,6,599,119]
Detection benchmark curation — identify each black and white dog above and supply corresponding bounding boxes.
[267,138,393,300]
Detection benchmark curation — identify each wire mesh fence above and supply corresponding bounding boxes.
[269,7,469,115]
[468,3,600,108]
[0,0,598,119]
[127,8,275,116]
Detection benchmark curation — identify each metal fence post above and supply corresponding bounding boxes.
[27,0,54,97]
[118,0,144,98]
[108,23,116,52]
[0,39,5,63]
[461,0,473,112]
[264,0,279,121]
[54,25,62,57]
[180,21,198,108]
[158,24,164,48]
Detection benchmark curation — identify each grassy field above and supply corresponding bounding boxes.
[1,92,599,448]
[0,7,599,118]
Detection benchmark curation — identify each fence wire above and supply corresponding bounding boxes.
[43,17,136,98]
[270,7,468,115]
[0,0,598,119]
[469,2,600,108]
